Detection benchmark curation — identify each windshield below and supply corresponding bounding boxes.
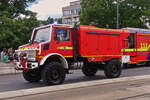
[34,27,51,42]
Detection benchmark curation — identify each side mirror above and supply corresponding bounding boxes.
[56,40,60,44]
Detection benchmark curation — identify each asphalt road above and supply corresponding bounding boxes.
[1,65,150,92]
[7,79,150,100]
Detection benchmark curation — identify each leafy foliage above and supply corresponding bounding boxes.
[0,0,40,50]
[41,17,62,25]
[80,0,150,29]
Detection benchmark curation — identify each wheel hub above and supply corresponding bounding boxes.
[112,65,118,74]
[51,70,59,80]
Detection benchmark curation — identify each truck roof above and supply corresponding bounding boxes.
[80,25,129,34]
[122,27,150,34]
[35,24,73,30]
[54,24,73,28]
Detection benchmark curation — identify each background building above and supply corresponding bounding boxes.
[62,0,81,25]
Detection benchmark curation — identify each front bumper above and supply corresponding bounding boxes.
[16,62,39,70]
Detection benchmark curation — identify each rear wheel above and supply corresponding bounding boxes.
[42,62,66,85]
[23,69,41,82]
[82,64,98,76]
[104,60,122,78]
[145,61,150,66]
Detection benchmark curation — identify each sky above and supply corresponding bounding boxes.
[28,0,77,20]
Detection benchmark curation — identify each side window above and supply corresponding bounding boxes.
[54,28,70,41]
[128,33,135,48]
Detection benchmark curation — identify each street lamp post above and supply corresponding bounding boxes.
[116,0,119,29]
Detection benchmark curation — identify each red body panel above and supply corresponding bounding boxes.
[77,25,129,62]
[123,32,150,64]
[136,33,150,62]
[19,43,39,50]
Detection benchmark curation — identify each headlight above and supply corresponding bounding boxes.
[26,50,36,61]
[27,50,36,59]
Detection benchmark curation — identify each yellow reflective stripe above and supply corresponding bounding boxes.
[35,56,44,59]
[64,56,73,58]
[137,48,148,52]
[138,60,149,62]
[128,60,149,64]
[122,48,149,52]
[121,49,136,52]
[82,55,121,57]
[128,62,137,64]
[65,46,73,50]
[57,46,65,50]
[57,46,73,50]
[38,56,44,59]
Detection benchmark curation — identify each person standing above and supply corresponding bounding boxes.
[3,54,7,63]
[0,48,7,62]
[7,48,14,62]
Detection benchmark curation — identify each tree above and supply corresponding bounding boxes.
[80,0,150,29]
[40,17,62,25]
[0,0,36,18]
[55,18,62,24]
[40,17,54,25]
[0,15,40,49]
[0,0,40,50]
[47,17,54,24]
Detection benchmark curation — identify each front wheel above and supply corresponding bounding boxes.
[23,69,41,82]
[42,62,66,85]
[104,60,122,78]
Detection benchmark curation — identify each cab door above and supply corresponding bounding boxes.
[51,27,73,57]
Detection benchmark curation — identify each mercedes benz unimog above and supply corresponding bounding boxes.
[15,24,130,85]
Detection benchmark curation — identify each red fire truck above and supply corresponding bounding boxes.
[122,28,150,66]
[15,24,136,85]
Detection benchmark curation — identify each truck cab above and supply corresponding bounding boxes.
[16,24,73,69]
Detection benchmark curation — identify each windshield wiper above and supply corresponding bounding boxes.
[34,40,40,43]
[34,40,46,43]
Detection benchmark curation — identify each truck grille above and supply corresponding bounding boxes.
[27,50,36,58]
[16,50,36,61]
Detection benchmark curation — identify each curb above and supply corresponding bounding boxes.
[0,71,22,76]
[1,74,150,99]
[0,63,21,75]
[0,68,22,75]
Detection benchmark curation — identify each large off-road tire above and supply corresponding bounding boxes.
[104,60,122,78]
[23,69,41,82]
[145,61,150,66]
[82,64,98,77]
[42,62,66,85]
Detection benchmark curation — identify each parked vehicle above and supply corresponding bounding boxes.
[15,24,134,85]
[122,28,150,66]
